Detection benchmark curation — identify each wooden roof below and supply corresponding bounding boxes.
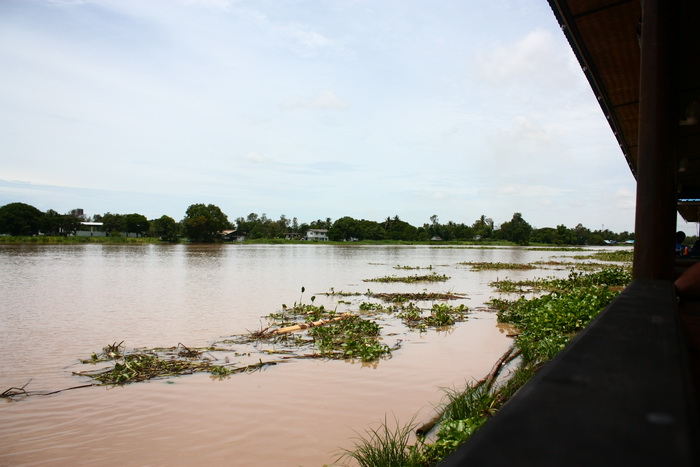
[548,0,700,221]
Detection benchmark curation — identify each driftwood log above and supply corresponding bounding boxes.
[267,313,355,336]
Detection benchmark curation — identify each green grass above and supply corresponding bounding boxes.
[0,235,163,244]
[337,417,424,467]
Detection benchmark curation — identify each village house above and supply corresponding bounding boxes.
[304,229,328,241]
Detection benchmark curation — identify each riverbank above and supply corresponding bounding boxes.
[0,235,161,244]
[0,235,628,248]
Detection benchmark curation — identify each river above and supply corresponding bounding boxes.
[0,243,603,466]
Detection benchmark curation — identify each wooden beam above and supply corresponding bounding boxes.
[633,0,678,280]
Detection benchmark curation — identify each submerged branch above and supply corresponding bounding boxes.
[415,345,519,437]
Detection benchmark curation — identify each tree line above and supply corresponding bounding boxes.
[0,201,635,245]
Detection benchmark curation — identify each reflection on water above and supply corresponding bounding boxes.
[0,244,603,466]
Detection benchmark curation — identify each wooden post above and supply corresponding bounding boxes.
[633,0,677,280]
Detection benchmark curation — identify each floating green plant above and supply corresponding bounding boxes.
[490,266,631,294]
[308,315,391,362]
[372,292,466,303]
[572,249,634,262]
[364,272,450,283]
[458,262,534,271]
[396,303,469,330]
[75,346,276,385]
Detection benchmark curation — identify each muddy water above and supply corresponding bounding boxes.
[0,244,588,466]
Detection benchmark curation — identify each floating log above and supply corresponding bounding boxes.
[268,313,355,336]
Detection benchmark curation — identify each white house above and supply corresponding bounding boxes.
[304,229,329,241]
[75,222,107,237]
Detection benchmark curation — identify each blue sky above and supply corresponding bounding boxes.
[0,0,673,234]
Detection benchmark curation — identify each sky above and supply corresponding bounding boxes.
[2,0,685,234]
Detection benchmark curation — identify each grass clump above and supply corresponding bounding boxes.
[337,417,424,467]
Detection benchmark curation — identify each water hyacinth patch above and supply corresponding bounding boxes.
[341,265,632,465]
[364,272,450,283]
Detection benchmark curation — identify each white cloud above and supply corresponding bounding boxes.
[477,29,575,86]
[183,0,233,10]
[614,187,635,209]
[243,151,271,164]
[0,0,640,233]
[496,183,567,198]
[243,8,337,57]
[281,90,347,110]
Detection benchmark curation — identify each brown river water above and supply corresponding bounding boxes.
[0,243,597,466]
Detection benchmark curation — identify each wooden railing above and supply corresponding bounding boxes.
[442,279,698,466]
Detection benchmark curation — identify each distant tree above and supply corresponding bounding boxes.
[329,216,361,241]
[60,214,81,235]
[43,209,64,236]
[358,219,385,240]
[531,227,557,244]
[101,213,127,235]
[125,213,149,236]
[383,215,418,241]
[68,208,86,221]
[152,215,179,242]
[0,202,44,236]
[499,212,533,245]
[574,223,591,245]
[552,225,574,244]
[182,203,231,242]
[472,215,494,239]
[309,218,332,230]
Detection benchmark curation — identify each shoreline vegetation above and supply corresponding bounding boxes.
[1,202,638,246]
[0,239,633,466]
[0,234,631,248]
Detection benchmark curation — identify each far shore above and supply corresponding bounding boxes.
[0,235,633,248]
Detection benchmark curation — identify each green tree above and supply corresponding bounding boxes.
[124,213,149,236]
[329,216,360,241]
[152,215,179,242]
[499,212,533,245]
[532,227,557,244]
[182,203,231,242]
[358,219,385,240]
[383,215,418,241]
[42,209,63,236]
[101,213,127,235]
[0,202,44,236]
[472,215,494,239]
[60,213,81,235]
